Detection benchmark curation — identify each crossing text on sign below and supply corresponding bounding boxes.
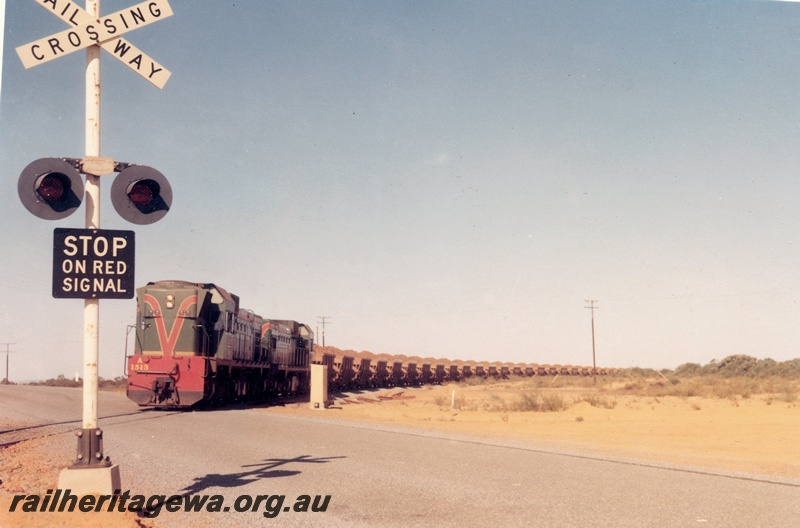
[17,0,173,67]
[21,0,173,88]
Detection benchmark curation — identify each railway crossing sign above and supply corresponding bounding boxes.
[14,0,177,493]
[16,0,173,88]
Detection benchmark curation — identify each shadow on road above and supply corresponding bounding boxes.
[181,454,347,494]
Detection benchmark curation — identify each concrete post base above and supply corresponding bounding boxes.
[57,465,121,495]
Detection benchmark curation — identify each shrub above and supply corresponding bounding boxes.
[433,394,450,408]
[577,394,617,409]
[673,363,702,377]
[677,356,800,379]
[27,374,81,388]
[26,374,127,389]
[483,394,508,412]
[452,393,470,411]
[511,392,540,412]
[715,355,759,378]
[540,393,569,412]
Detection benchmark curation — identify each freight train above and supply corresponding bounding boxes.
[126,280,611,408]
[126,280,313,407]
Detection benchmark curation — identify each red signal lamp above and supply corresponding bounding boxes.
[18,158,84,220]
[111,165,172,225]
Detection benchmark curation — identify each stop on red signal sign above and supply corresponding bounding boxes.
[52,228,135,299]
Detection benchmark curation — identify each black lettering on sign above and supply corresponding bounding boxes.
[31,45,44,61]
[131,7,146,25]
[103,18,118,35]
[52,228,136,300]
[67,31,81,47]
[149,63,163,79]
[108,40,166,81]
[149,2,162,18]
[86,24,99,41]
[21,0,173,69]
[105,1,169,34]
[47,38,64,56]
[111,39,132,56]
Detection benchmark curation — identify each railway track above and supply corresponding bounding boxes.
[0,389,322,447]
[0,409,177,448]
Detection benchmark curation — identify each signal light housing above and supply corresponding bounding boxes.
[18,158,84,220]
[111,165,172,225]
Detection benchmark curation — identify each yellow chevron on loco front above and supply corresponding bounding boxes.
[143,294,197,356]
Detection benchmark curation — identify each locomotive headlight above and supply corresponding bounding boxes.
[166,295,175,309]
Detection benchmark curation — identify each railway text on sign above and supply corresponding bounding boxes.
[52,228,135,299]
[16,0,173,88]
[17,0,173,66]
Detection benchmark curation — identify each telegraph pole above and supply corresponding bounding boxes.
[585,300,598,385]
[317,316,332,347]
[0,343,16,384]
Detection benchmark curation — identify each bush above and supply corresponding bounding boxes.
[577,394,617,409]
[28,374,81,388]
[670,356,800,380]
[714,355,758,378]
[673,363,703,377]
[511,392,540,412]
[483,394,508,412]
[27,374,127,390]
[540,393,569,412]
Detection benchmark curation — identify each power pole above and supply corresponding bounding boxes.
[584,300,598,385]
[317,316,332,347]
[0,343,16,384]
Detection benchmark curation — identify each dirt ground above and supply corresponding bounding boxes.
[268,380,800,478]
[1,379,798,527]
[0,434,155,528]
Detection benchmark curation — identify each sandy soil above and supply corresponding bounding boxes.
[267,381,800,478]
[0,434,154,528]
[1,380,797,527]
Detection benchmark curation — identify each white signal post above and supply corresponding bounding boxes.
[15,0,173,494]
[84,0,101,433]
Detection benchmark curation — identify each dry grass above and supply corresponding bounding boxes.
[613,375,799,403]
[436,371,800,414]
[265,360,800,478]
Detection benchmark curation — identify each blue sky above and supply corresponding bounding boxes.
[2,0,800,381]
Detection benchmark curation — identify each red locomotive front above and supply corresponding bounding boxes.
[126,280,314,407]
[126,281,224,406]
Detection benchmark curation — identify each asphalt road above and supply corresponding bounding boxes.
[0,384,140,426]
[1,386,798,527]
